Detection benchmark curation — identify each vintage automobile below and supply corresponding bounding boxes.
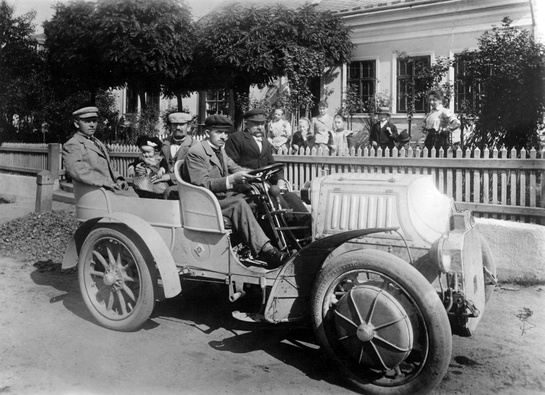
[62,161,496,395]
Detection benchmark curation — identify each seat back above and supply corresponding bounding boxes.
[174,160,225,233]
[73,181,112,221]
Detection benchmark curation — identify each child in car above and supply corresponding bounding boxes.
[128,136,170,198]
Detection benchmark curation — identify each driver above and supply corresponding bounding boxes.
[225,108,309,221]
[182,114,289,270]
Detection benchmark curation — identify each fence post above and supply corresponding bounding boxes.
[35,170,54,213]
[47,143,61,180]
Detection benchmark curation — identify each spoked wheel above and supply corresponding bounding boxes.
[311,249,452,395]
[78,225,155,331]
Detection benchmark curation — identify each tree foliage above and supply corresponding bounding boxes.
[184,3,353,124]
[457,17,545,150]
[94,0,196,110]
[44,1,114,102]
[0,0,46,141]
[44,0,196,110]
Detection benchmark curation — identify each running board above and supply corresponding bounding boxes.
[232,310,268,323]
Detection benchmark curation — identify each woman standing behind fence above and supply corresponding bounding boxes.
[267,108,292,153]
[311,101,335,151]
[423,90,461,153]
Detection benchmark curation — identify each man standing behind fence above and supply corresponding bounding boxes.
[63,106,135,196]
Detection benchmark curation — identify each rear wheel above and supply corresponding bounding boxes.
[78,225,155,331]
[311,249,452,395]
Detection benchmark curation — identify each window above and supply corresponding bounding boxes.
[397,56,431,113]
[126,88,138,113]
[205,90,231,116]
[454,59,479,113]
[146,91,160,111]
[347,60,376,111]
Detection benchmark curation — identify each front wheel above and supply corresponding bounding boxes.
[311,249,452,395]
[78,225,155,331]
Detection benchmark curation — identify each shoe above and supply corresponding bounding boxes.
[259,243,289,270]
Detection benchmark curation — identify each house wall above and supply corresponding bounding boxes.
[322,0,535,142]
[111,88,199,136]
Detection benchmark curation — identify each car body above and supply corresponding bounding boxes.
[62,162,495,395]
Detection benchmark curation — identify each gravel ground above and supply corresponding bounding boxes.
[0,209,78,264]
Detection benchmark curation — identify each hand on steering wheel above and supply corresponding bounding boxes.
[246,163,284,182]
[228,171,257,185]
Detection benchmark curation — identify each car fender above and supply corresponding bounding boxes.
[62,213,181,299]
[264,227,398,323]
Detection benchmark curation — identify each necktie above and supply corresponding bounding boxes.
[91,136,107,157]
[212,147,224,172]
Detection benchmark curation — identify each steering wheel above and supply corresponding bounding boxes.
[247,163,284,183]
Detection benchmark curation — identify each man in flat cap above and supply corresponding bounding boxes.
[63,106,133,195]
[225,108,308,223]
[182,114,289,269]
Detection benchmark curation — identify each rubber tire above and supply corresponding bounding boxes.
[311,249,452,395]
[78,225,155,332]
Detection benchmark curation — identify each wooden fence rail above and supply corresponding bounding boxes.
[1,142,544,224]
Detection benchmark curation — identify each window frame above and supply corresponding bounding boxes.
[453,57,480,114]
[396,55,432,114]
[346,59,377,113]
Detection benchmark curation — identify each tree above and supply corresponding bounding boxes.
[184,3,353,125]
[44,0,196,110]
[0,0,46,141]
[44,1,115,103]
[94,0,196,112]
[457,17,545,150]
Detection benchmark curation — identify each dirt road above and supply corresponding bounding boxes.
[0,253,544,395]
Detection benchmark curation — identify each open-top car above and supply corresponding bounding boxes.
[62,161,496,395]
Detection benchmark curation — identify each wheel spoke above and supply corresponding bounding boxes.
[121,283,136,303]
[373,315,408,331]
[334,309,359,328]
[117,289,128,316]
[365,288,381,325]
[106,247,116,269]
[369,340,390,370]
[373,335,412,352]
[348,288,364,325]
[106,290,114,311]
[92,250,109,270]
[90,270,104,277]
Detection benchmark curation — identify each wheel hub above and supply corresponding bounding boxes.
[356,323,375,342]
[334,285,413,370]
[103,272,117,286]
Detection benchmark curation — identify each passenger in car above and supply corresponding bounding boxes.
[63,106,136,196]
[128,136,170,199]
[182,114,289,270]
[147,112,198,199]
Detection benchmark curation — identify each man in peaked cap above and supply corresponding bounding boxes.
[182,114,289,270]
[63,106,134,195]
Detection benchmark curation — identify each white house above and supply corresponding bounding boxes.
[113,0,541,141]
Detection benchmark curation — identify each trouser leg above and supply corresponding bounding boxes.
[219,195,270,257]
[281,192,309,222]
